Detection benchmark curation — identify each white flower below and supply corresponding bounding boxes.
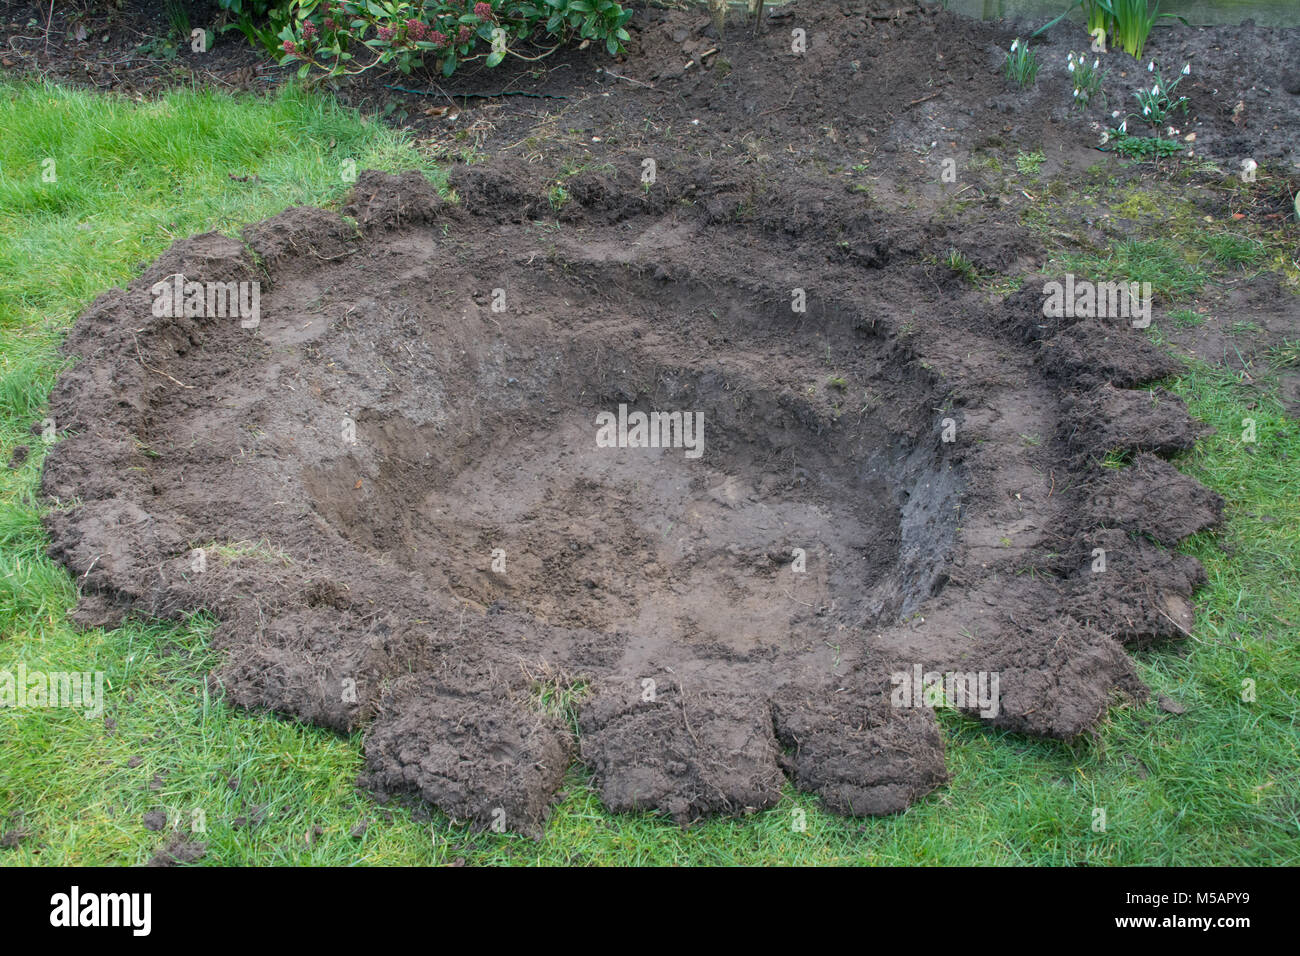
[1074,88,1081,98]
[1148,60,1155,71]
[1120,120,1127,132]
[1093,58,1100,69]
[1182,63,1191,75]
[1112,110,1121,118]
[1152,84,1160,95]
[1011,39,1019,52]
[1068,61,1076,72]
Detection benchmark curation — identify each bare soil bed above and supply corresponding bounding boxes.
[34,0,1299,832]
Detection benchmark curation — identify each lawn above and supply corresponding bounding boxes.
[1,79,1296,865]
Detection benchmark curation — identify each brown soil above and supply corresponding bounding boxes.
[34,0,1298,833]
[6,0,1300,170]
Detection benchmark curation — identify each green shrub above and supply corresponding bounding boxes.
[274,0,631,80]
[217,0,278,15]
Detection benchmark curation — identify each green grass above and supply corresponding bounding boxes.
[936,248,1021,296]
[2,79,1298,865]
[1199,232,1266,269]
[1057,238,1206,303]
[945,248,979,283]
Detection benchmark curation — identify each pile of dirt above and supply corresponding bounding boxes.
[42,160,1221,830]
[39,0,1274,833]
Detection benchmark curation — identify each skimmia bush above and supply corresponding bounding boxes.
[277,0,632,79]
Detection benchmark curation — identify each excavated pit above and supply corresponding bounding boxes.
[40,167,1226,832]
[304,343,959,649]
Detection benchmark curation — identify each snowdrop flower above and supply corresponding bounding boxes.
[1148,60,1155,72]
[1093,58,1100,69]
[1074,88,1081,98]
[1011,39,1019,52]
[1120,120,1127,132]
[1152,83,1160,95]
[1069,60,1076,72]
[1112,110,1121,118]
[1182,64,1191,75]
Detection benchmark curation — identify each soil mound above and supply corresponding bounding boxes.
[42,165,1220,830]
